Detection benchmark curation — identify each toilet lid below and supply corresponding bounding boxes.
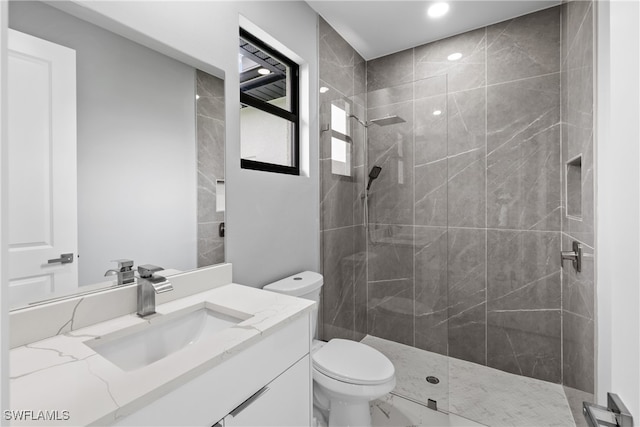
[312,339,395,385]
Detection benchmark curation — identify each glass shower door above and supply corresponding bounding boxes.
[364,74,451,414]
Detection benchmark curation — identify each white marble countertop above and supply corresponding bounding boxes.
[9,284,314,426]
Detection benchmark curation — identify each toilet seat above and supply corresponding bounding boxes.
[312,339,395,386]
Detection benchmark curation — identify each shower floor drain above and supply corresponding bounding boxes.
[426,376,440,384]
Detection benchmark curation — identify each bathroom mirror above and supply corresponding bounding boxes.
[7,1,226,309]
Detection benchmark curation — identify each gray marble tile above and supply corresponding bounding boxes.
[563,311,594,393]
[197,173,221,223]
[351,101,367,168]
[196,70,225,267]
[196,70,225,120]
[319,17,355,97]
[362,335,450,411]
[414,74,448,99]
[368,279,414,346]
[414,227,448,355]
[487,309,562,383]
[320,158,355,230]
[564,385,594,427]
[368,82,413,109]
[367,48,414,92]
[448,228,486,365]
[364,336,575,427]
[448,228,486,317]
[449,302,486,366]
[372,394,478,427]
[368,224,414,282]
[414,159,447,227]
[354,225,367,340]
[415,93,448,166]
[448,148,485,228]
[450,356,574,427]
[562,56,594,246]
[414,27,486,93]
[448,88,486,156]
[487,73,561,231]
[321,227,356,341]
[487,6,561,85]
[352,166,366,227]
[354,56,366,103]
[368,101,414,225]
[564,65,593,137]
[562,1,594,71]
[562,233,594,319]
[487,230,561,311]
[197,221,224,267]
[447,89,486,227]
[197,115,225,185]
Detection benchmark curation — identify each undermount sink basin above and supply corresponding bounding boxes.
[86,308,243,371]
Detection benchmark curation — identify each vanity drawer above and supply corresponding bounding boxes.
[112,312,311,426]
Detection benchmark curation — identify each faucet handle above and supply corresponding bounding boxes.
[111,259,134,271]
[138,264,164,278]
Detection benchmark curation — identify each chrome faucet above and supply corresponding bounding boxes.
[137,264,173,317]
[104,259,135,286]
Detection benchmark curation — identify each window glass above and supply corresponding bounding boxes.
[239,29,299,175]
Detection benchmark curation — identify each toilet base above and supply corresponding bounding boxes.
[327,400,371,427]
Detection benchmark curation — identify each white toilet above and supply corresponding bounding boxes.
[264,271,396,427]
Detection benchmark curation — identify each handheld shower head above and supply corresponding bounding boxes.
[366,166,382,191]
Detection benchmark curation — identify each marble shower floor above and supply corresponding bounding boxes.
[362,335,591,427]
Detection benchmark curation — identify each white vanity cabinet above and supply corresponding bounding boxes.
[223,355,310,426]
[112,312,311,427]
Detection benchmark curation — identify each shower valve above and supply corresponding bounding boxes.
[561,241,582,273]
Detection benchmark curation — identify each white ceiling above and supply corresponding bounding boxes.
[306,1,561,60]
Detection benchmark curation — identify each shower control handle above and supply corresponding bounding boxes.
[561,241,582,273]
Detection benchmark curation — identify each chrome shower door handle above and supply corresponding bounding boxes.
[561,241,582,272]
[48,253,74,265]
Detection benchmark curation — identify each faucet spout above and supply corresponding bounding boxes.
[137,264,173,317]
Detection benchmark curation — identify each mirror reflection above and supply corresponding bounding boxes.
[8,1,226,309]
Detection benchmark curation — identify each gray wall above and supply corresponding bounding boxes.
[321,6,597,393]
[9,1,198,286]
[318,17,367,341]
[561,0,595,394]
[367,5,564,384]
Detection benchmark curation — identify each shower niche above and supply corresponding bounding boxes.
[566,155,583,219]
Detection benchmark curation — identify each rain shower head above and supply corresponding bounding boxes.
[366,165,383,191]
[369,115,405,126]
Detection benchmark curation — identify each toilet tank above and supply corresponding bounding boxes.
[263,271,323,339]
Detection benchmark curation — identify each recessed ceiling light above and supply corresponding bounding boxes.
[320,86,329,94]
[433,110,442,116]
[196,94,200,100]
[447,52,462,61]
[258,68,271,75]
[427,2,449,18]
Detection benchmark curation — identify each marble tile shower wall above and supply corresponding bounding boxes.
[318,4,594,394]
[561,0,595,394]
[196,70,225,267]
[318,18,368,341]
[366,6,567,385]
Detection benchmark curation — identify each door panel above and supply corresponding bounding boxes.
[8,29,78,307]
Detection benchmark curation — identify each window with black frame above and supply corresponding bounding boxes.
[239,29,300,175]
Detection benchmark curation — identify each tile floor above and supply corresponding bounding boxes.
[371,393,485,427]
[363,335,594,427]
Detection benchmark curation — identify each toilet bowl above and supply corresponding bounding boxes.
[312,339,396,427]
[263,272,396,427]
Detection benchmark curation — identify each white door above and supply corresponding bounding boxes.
[8,29,78,307]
